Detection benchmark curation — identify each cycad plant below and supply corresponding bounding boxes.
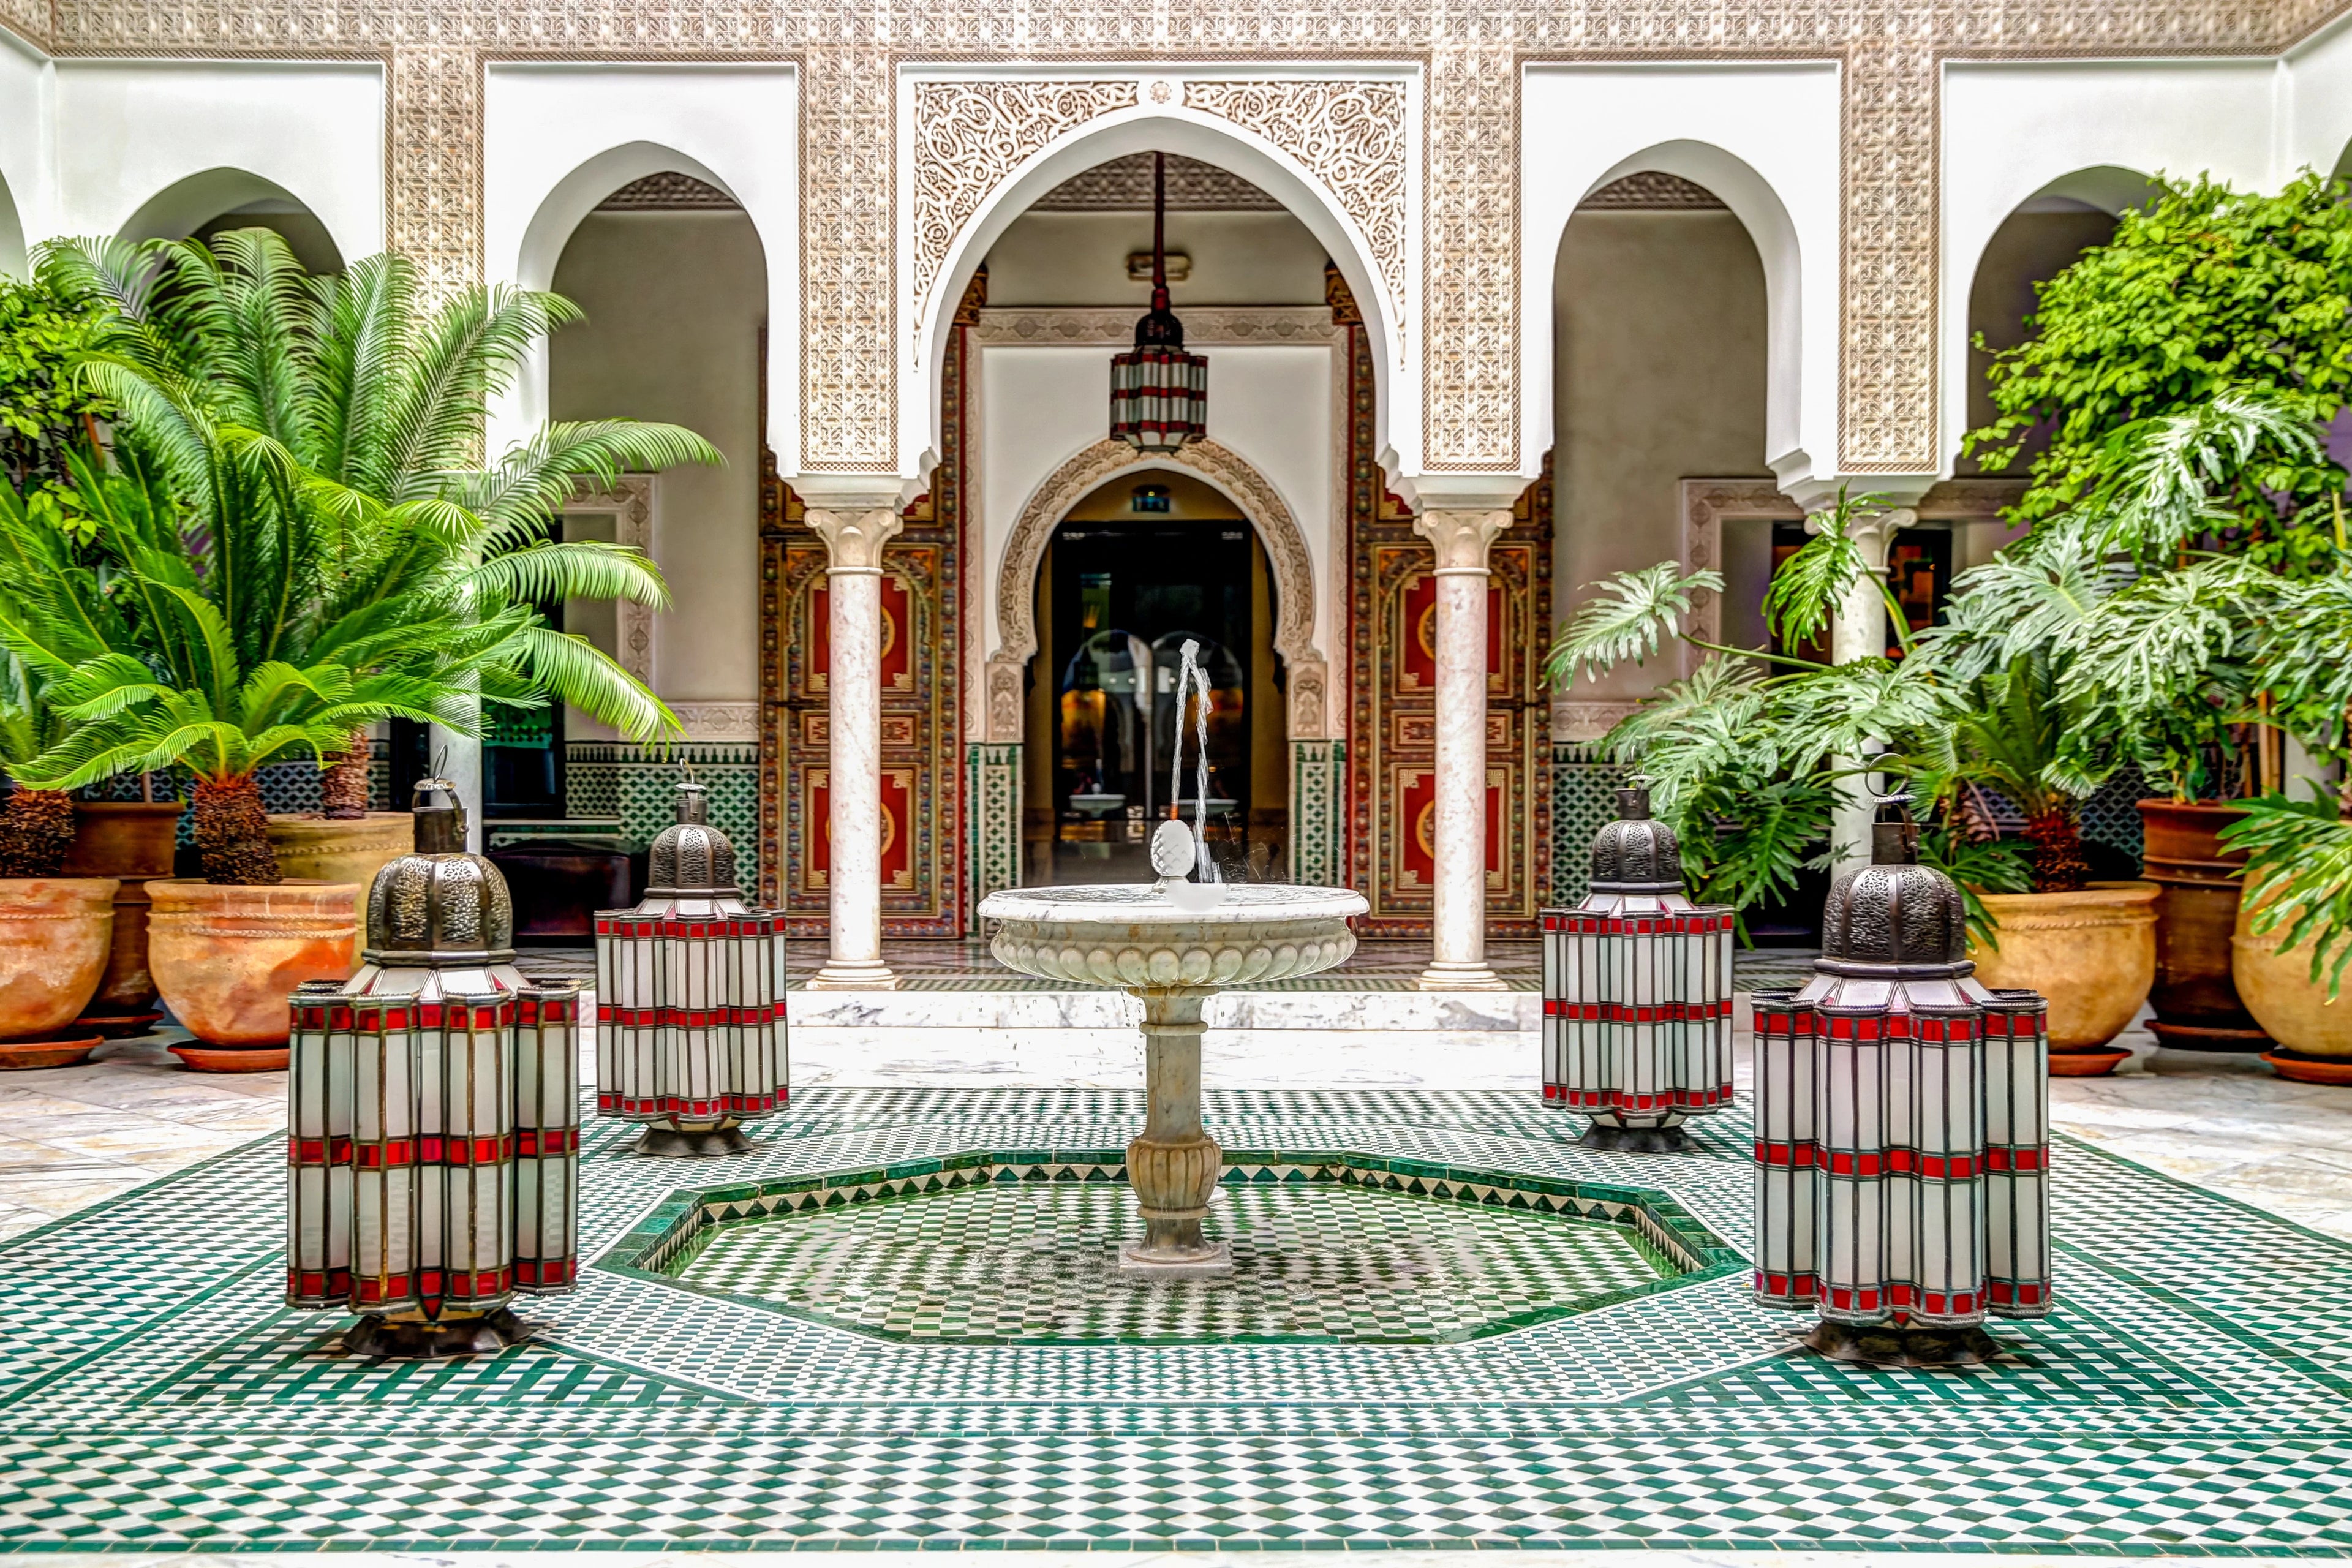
[14,231,719,881]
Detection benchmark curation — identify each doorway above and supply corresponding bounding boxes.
[1024,472,1283,885]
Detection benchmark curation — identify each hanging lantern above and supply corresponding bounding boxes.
[286,778,581,1359]
[595,778,787,1156]
[1109,151,1207,453]
[1541,787,1734,1151]
[1752,796,2052,1368]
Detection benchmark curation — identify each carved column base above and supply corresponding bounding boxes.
[1121,1131,1230,1275]
[1806,1319,2003,1368]
[1415,960,1507,992]
[1577,1121,1692,1154]
[805,958,899,990]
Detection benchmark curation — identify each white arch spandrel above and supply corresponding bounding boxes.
[1521,65,1838,491]
[53,62,380,265]
[483,64,798,462]
[0,167,24,281]
[909,103,1404,486]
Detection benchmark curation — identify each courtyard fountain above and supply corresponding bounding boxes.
[979,642,1368,1273]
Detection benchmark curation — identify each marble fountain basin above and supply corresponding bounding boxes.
[981,883,1366,989]
[977,881,1368,1274]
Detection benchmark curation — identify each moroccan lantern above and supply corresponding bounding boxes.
[285,778,581,1359]
[1542,787,1735,1150]
[1751,797,2053,1367]
[1109,151,1207,453]
[595,778,787,1156]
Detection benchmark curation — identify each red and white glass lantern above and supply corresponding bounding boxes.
[1109,151,1207,454]
[1542,788,1735,1152]
[286,779,581,1359]
[595,778,787,1156]
[1752,799,2052,1367]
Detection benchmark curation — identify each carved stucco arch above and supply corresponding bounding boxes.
[985,437,1331,745]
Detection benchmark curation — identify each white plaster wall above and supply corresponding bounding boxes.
[48,61,381,257]
[1939,59,2278,471]
[1520,62,1841,489]
[2285,13,2352,180]
[976,342,1333,676]
[0,37,48,277]
[481,64,797,466]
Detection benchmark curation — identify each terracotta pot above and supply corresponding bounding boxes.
[2136,799,2269,1052]
[0,878,120,1042]
[2231,894,2352,1063]
[1967,881,2158,1050]
[146,878,357,1047]
[61,800,186,1016]
[266,812,413,954]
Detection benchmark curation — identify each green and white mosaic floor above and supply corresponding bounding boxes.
[3,1086,2351,1554]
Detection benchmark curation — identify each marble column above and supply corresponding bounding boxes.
[1412,507,1513,993]
[1826,505,1913,878]
[805,502,907,990]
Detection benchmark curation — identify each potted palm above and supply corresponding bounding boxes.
[1965,172,2352,1055]
[21,230,716,1062]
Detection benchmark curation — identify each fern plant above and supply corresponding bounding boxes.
[15,231,722,882]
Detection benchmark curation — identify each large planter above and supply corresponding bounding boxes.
[60,800,186,1019]
[266,812,411,953]
[146,878,356,1049]
[0,878,120,1066]
[2136,799,2269,1052]
[2232,895,2352,1077]
[1967,881,2159,1072]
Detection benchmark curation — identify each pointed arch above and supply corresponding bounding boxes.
[118,167,347,272]
[984,437,1330,744]
[911,102,1404,484]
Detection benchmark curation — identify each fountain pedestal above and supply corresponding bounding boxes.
[976,883,1367,1276]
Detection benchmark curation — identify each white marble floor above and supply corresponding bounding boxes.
[4,1006,2350,1245]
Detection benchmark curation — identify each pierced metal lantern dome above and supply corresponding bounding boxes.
[286,778,582,1360]
[1109,151,1207,453]
[595,778,787,1157]
[1751,797,2053,1368]
[1541,788,1733,1152]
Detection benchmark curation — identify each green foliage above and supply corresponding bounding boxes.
[1759,487,1906,654]
[2222,792,2352,1000]
[0,258,117,530]
[10,229,722,799]
[1964,169,2352,556]
[1542,562,1722,689]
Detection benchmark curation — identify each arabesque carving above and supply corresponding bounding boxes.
[910,78,1139,330]
[16,2,2350,478]
[1183,78,1408,321]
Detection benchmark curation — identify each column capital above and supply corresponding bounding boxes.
[1412,508,1512,576]
[805,506,906,575]
[1807,503,1916,568]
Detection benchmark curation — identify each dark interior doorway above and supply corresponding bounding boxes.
[1040,518,1254,884]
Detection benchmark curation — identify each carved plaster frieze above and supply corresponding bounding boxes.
[26,1,2352,481]
[990,435,1329,741]
[1182,78,1409,326]
[909,78,1140,333]
[1551,699,1646,744]
[669,701,760,741]
[971,306,1342,347]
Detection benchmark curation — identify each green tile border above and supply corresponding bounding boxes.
[593,1147,1741,1348]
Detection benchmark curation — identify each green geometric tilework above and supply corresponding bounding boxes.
[4,1085,2352,1553]
[672,1180,1669,1345]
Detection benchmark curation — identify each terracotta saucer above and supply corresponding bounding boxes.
[2261,1050,2352,1086]
[74,1012,165,1040]
[168,1042,291,1073]
[0,1035,105,1071]
[2048,1047,2131,1078]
